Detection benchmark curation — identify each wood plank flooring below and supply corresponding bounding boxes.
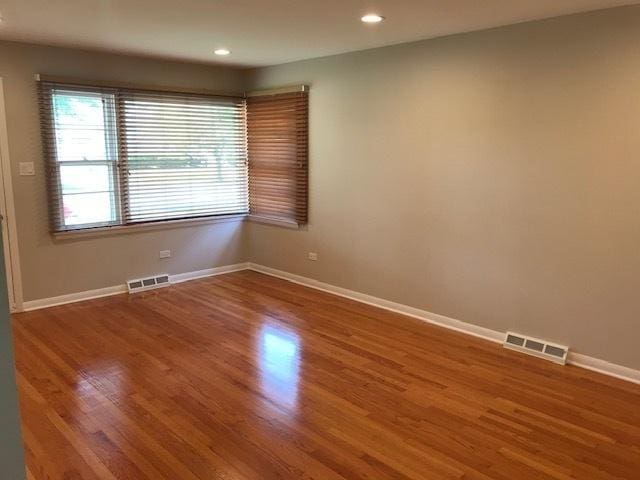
[12,270,640,479]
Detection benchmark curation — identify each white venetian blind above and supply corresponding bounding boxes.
[118,90,248,223]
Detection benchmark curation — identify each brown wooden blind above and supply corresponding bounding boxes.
[247,90,308,224]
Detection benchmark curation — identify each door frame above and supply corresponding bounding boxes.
[0,77,23,312]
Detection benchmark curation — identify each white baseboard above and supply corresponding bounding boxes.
[170,262,250,284]
[22,285,128,311]
[568,352,640,385]
[21,262,250,312]
[247,263,504,344]
[247,263,640,386]
[19,261,640,385]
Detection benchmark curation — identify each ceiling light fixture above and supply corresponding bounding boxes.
[214,48,231,56]
[361,14,384,24]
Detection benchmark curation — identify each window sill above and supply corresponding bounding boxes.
[246,215,301,229]
[52,214,247,240]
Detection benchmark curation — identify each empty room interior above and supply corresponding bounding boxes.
[1,1,640,479]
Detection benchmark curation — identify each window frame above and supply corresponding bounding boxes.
[246,87,309,225]
[49,88,122,230]
[39,80,249,234]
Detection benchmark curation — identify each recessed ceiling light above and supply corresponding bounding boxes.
[214,48,231,56]
[361,14,384,24]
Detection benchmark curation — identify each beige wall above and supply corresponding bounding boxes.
[245,6,640,370]
[2,6,639,370]
[0,41,249,302]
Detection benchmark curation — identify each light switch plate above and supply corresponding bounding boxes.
[19,162,35,176]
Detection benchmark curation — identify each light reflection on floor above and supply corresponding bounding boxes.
[74,362,127,407]
[257,324,301,412]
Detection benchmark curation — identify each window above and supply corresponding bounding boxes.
[246,90,309,224]
[39,81,248,232]
[39,79,308,233]
[120,90,248,224]
[49,89,119,228]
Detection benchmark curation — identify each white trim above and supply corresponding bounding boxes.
[247,263,503,344]
[22,285,127,311]
[17,260,640,385]
[247,263,640,386]
[170,262,250,283]
[0,77,24,312]
[568,352,640,385]
[21,262,250,312]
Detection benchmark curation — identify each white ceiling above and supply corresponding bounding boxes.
[0,0,636,67]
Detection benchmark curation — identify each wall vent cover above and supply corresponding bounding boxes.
[504,332,569,365]
[127,274,171,293]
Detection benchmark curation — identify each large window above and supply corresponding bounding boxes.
[40,81,248,232]
[39,79,309,233]
[246,90,309,225]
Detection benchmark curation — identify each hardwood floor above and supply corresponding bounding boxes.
[12,270,640,480]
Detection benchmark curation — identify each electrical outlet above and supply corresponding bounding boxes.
[308,252,318,261]
[159,250,171,259]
